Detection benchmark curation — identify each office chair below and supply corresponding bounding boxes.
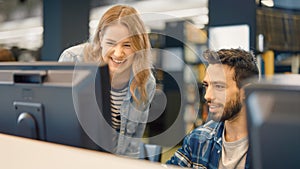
[139,143,162,162]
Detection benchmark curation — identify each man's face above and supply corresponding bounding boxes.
[203,64,242,122]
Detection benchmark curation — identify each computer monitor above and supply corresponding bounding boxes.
[245,74,300,169]
[0,62,114,152]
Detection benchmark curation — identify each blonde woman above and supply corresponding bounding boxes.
[59,5,156,158]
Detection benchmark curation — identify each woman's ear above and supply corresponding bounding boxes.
[99,31,103,47]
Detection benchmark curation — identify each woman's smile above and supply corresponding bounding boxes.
[111,57,127,65]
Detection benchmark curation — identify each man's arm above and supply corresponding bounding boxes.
[166,134,193,168]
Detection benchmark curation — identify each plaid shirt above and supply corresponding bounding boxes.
[166,120,250,169]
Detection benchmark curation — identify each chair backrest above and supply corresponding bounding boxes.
[139,143,162,162]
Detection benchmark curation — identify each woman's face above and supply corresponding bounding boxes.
[100,23,135,77]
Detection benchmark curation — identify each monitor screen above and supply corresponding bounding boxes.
[245,75,300,169]
[0,62,114,152]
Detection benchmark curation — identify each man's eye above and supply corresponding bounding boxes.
[202,83,208,89]
[215,84,225,89]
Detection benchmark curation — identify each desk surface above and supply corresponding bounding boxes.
[0,133,178,169]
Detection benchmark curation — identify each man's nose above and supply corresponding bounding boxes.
[204,85,215,102]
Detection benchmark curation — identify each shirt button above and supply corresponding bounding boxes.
[217,150,221,153]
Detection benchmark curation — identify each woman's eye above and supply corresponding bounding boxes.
[124,44,131,48]
[106,42,114,46]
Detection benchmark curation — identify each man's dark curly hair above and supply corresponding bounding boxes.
[203,48,259,88]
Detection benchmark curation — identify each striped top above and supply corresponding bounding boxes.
[110,86,128,132]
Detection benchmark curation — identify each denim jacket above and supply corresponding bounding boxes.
[59,44,156,158]
[166,120,250,169]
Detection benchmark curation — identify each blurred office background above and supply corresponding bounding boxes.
[0,0,299,162]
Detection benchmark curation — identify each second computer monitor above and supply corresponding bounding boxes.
[245,75,300,169]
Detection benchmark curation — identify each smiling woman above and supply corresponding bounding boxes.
[58,5,156,158]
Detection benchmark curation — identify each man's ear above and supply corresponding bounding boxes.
[240,83,251,101]
[240,88,246,102]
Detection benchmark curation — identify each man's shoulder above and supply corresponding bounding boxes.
[189,120,222,137]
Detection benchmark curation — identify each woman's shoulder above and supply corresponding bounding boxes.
[146,71,156,91]
[58,43,86,62]
[148,71,156,84]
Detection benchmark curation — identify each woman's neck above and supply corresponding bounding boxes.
[110,70,131,90]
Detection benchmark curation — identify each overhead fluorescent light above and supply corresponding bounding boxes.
[261,0,274,7]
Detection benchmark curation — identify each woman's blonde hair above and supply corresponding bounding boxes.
[83,5,152,105]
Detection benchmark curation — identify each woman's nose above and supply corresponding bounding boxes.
[113,45,124,57]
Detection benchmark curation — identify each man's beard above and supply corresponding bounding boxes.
[207,92,243,122]
[220,92,242,122]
